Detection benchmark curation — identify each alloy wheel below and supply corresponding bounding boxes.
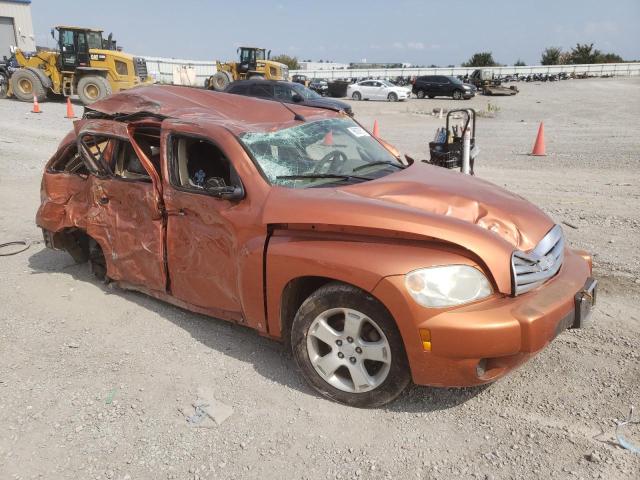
[306,307,391,393]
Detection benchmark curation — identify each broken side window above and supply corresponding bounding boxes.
[48,144,89,176]
[111,140,152,182]
[170,135,240,193]
[78,135,113,176]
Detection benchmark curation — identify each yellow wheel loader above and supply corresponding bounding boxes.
[8,26,151,105]
[205,47,289,91]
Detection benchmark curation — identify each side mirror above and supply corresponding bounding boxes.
[291,93,303,103]
[50,28,55,40]
[267,49,271,59]
[205,178,245,200]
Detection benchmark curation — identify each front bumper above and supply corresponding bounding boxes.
[372,248,594,387]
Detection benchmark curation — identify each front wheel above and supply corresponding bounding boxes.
[452,89,463,100]
[77,75,112,105]
[291,282,410,407]
[10,69,46,102]
[387,92,398,102]
[351,91,362,101]
[0,72,8,99]
[416,89,425,99]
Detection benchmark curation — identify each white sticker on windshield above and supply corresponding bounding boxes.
[347,126,370,138]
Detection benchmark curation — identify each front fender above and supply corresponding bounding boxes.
[265,231,484,338]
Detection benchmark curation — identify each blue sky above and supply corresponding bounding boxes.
[31,0,640,65]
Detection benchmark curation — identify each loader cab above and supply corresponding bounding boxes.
[54,26,104,71]
[238,47,268,73]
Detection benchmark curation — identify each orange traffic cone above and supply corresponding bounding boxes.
[531,122,546,156]
[372,120,379,138]
[323,130,333,146]
[65,97,76,119]
[32,95,41,114]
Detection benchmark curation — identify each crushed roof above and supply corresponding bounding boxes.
[85,85,340,134]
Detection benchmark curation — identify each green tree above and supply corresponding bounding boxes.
[461,52,498,67]
[514,59,526,66]
[271,54,300,70]
[597,52,624,63]
[541,47,562,65]
[570,43,601,64]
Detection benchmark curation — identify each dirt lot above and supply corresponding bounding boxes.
[1,78,639,480]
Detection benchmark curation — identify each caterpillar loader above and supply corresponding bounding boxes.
[8,26,151,105]
[205,46,289,91]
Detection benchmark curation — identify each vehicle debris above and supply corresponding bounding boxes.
[180,388,233,427]
[617,406,640,454]
[0,240,32,256]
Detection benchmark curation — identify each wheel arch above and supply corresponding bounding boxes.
[265,232,488,343]
[279,276,367,350]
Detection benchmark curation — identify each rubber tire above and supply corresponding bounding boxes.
[452,89,463,100]
[0,72,8,99]
[416,89,425,99]
[10,69,46,102]
[352,91,362,101]
[291,282,411,408]
[387,92,398,102]
[77,76,112,105]
[210,71,233,91]
[88,239,108,283]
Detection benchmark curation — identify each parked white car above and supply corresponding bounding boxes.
[347,80,411,102]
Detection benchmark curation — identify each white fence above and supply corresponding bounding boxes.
[292,63,640,80]
[141,57,640,86]
[142,56,216,86]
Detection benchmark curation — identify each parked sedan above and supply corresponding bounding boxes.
[225,80,352,116]
[412,75,476,100]
[347,80,411,102]
[36,85,596,408]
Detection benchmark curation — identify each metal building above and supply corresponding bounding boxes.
[0,0,35,59]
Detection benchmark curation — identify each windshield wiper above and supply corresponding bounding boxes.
[352,161,406,172]
[276,174,373,181]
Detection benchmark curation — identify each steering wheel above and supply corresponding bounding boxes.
[313,150,348,174]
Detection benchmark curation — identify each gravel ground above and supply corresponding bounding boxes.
[0,78,639,480]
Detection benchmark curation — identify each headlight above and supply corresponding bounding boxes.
[404,265,493,308]
[463,85,471,90]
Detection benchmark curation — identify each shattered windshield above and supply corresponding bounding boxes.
[239,118,404,188]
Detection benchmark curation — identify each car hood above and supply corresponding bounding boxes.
[303,97,352,112]
[262,162,555,294]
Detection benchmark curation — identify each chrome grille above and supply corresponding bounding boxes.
[511,224,564,295]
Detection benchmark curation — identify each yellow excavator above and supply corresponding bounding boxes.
[205,46,289,91]
[8,26,151,105]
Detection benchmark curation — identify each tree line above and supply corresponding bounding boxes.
[270,43,627,70]
[461,44,625,67]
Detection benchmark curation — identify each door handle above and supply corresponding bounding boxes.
[99,196,109,205]
[166,209,186,216]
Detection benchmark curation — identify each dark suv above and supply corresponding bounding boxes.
[412,75,476,100]
[225,80,353,116]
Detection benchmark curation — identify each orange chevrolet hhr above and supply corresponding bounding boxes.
[37,86,597,407]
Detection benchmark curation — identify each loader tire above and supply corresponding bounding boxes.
[10,69,46,102]
[0,71,8,99]
[77,76,112,105]
[210,71,233,91]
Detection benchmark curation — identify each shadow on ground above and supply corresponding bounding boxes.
[27,246,487,412]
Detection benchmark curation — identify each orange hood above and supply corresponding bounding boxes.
[262,162,555,294]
